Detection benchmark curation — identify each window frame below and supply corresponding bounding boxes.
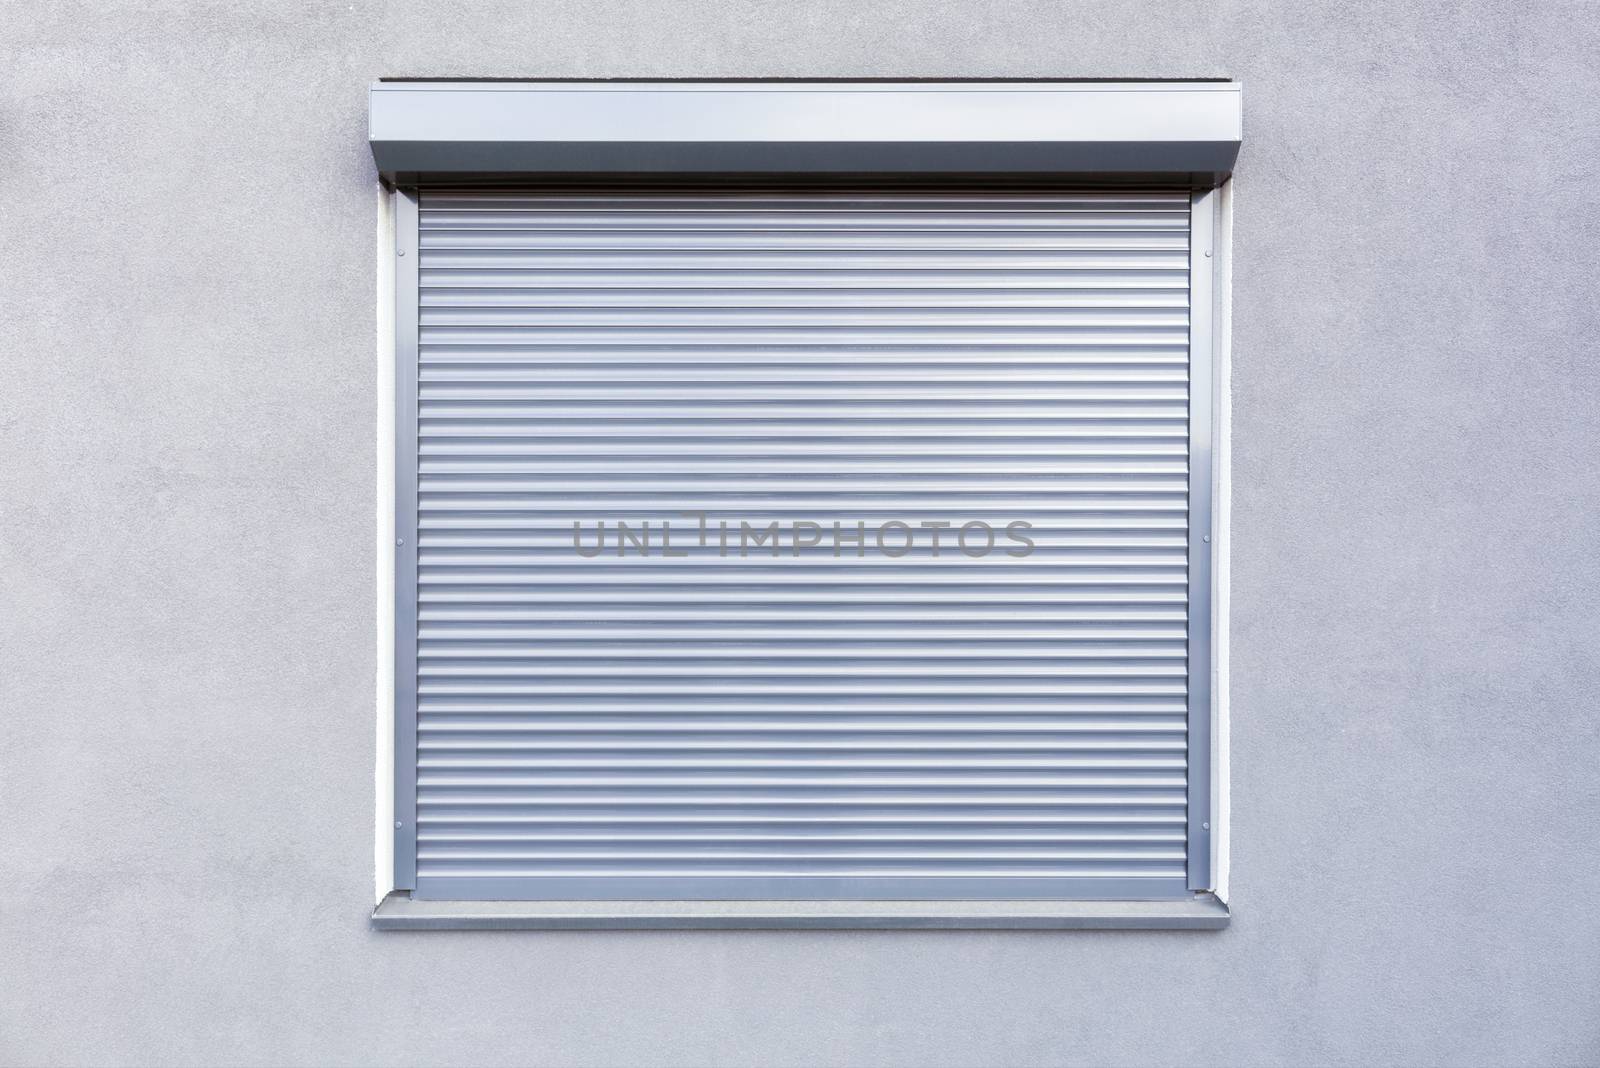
[374,81,1235,927]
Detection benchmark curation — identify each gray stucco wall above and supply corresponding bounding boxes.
[3,2,1598,1065]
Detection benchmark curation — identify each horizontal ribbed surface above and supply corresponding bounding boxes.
[408,187,1193,900]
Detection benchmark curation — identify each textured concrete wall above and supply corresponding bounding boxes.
[3,2,1598,1065]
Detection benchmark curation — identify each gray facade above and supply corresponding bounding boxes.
[2,3,1598,1067]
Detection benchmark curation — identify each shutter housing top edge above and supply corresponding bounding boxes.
[369,81,1241,181]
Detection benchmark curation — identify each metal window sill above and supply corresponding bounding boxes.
[371,892,1229,931]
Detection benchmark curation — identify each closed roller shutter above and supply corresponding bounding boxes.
[399,185,1204,901]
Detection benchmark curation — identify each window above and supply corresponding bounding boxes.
[378,82,1235,923]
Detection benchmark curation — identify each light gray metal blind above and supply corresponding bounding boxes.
[402,185,1201,901]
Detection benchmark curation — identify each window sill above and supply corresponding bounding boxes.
[371,892,1229,931]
